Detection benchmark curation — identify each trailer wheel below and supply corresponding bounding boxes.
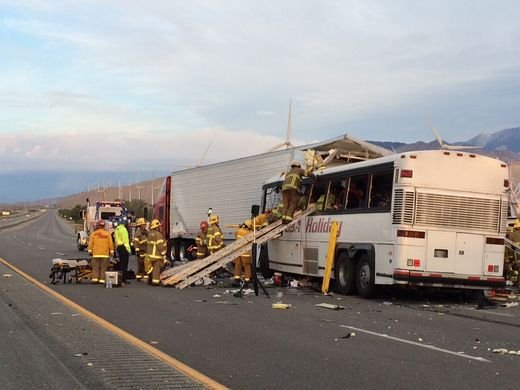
[334,251,356,295]
[168,240,176,262]
[355,253,376,298]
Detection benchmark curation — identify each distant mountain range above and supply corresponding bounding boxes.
[370,126,520,162]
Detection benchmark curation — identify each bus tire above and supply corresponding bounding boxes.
[356,253,376,298]
[334,252,356,295]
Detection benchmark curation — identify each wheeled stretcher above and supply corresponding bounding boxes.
[49,258,92,285]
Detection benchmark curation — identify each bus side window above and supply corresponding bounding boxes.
[346,175,368,210]
[310,181,330,212]
[369,171,393,209]
[327,179,347,212]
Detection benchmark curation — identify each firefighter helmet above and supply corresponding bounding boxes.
[514,219,520,230]
[200,221,209,230]
[150,219,161,230]
[136,217,146,226]
[96,220,106,228]
[244,219,252,229]
[209,214,220,225]
[290,160,301,168]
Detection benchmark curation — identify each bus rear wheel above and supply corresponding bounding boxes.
[356,253,376,298]
[334,252,356,295]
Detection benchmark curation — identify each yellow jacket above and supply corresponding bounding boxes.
[235,226,251,258]
[88,228,114,258]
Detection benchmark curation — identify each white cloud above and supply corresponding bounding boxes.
[0,0,519,162]
[0,128,307,173]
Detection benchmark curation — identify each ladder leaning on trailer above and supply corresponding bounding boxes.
[160,207,315,289]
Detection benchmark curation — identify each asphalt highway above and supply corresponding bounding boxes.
[1,211,520,389]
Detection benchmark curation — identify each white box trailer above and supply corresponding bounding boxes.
[153,134,390,261]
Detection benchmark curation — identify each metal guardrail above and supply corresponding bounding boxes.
[0,211,45,230]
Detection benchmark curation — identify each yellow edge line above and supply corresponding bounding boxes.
[0,256,228,390]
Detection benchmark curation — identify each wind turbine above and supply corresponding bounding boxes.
[268,98,295,152]
[197,141,213,167]
[180,141,213,169]
[425,117,479,150]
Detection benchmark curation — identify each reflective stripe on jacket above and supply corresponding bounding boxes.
[146,229,167,261]
[132,228,148,254]
[87,228,114,258]
[207,225,224,252]
[195,231,209,257]
[282,167,306,192]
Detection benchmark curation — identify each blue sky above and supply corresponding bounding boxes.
[1,1,520,200]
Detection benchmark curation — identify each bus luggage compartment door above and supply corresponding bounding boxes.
[425,231,456,273]
[454,233,484,275]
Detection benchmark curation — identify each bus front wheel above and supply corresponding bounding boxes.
[334,252,356,295]
[356,253,376,298]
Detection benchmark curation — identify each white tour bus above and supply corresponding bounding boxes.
[259,150,510,297]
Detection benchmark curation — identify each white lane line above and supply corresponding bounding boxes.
[339,325,491,363]
[38,246,45,250]
[55,252,66,256]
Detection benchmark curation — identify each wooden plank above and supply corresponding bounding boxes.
[162,219,284,285]
[176,207,316,289]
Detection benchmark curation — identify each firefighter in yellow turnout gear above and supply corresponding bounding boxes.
[207,215,224,254]
[195,221,210,259]
[145,219,167,286]
[233,220,252,286]
[87,220,114,284]
[281,160,314,224]
[132,217,148,281]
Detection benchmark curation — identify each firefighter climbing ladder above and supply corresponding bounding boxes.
[160,207,316,289]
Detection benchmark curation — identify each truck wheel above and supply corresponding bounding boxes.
[334,251,356,295]
[355,253,376,298]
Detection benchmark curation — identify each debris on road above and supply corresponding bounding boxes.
[492,348,520,355]
[3,273,12,278]
[272,303,292,309]
[341,332,356,339]
[315,303,345,310]
[194,276,216,286]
